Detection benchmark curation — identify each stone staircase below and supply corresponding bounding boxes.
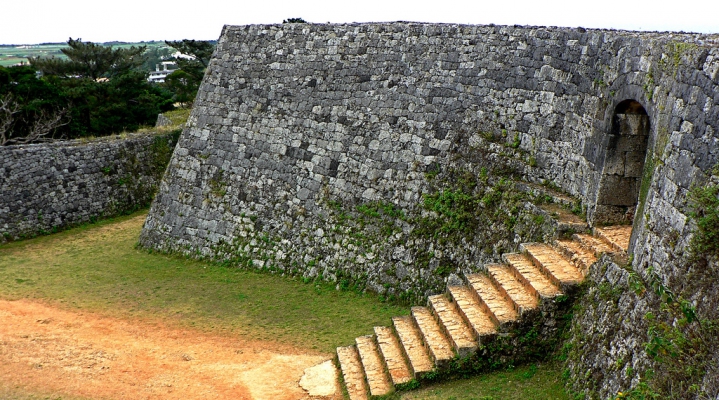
[335,225,632,399]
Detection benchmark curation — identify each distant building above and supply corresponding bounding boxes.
[147,61,178,83]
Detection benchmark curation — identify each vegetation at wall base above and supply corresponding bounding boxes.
[566,247,719,398]
[608,265,718,400]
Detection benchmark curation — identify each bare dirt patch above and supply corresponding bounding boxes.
[0,299,339,399]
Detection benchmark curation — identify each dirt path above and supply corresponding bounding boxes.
[0,299,338,399]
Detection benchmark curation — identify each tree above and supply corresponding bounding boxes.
[1,43,174,145]
[0,66,70,145]
[30,38,146,80]
[163,70,199,107]
[140,45,174,72]
[163,40,216,105]
[164,39,214,81]
[57,70,174,136]
[0,93,71,146]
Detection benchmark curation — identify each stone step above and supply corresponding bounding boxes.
[392,315,434,378]
[594,225,632,253]
[428,294,478,358]
[485,264,538,315]
[466,273,518,326]
[573,233,615,256]
[411,306,455,368]
[337,345,369,400]
[554,239,597,276]
[447,285,498,339]
[374,326,413,386]
[356,335,393,397]
[516,182,577,208]
[521,243,583,290]
[502,253,562,299]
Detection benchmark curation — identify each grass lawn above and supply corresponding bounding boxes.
[399,363,569,399]
[0,210,408,354]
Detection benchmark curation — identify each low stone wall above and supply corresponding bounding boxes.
[0,130,180,241]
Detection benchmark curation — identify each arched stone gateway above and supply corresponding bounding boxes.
[593,99,650,226]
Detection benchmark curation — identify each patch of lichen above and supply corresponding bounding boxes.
[659,41,700,78]
[150,128,182,175]
[636,124,671,224]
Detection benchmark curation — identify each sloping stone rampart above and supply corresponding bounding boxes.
[138,23,719,397]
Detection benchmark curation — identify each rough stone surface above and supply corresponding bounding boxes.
[374,326,412,385]
[336,345,368,400]
[447,285,497,337]
[299,359,339,397]
[355,335,392,396]
[565,258,657,398]
[1,131,179,241]
[392,315,433,377]
[137,22,719,397]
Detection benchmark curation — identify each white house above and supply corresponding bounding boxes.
[147,61,178,83]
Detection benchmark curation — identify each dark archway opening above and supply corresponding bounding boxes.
[594,100,650,225]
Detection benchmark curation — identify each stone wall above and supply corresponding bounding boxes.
[1,130,180,241]
[566,169,719,399]
[139,23,719,397]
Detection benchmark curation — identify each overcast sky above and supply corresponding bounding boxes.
[2,0,717,44]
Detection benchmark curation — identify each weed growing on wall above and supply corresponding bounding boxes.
[150,128,181,174]
[614,265,718,399]
[688,165,719,261]
[659,41,700,78]
[415,170,527,249]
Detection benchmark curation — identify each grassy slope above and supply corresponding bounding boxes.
[0,210,408,353]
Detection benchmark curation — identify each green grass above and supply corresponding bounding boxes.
[399,363,568,399]
[0,44,67,67]
[0,210,409,354]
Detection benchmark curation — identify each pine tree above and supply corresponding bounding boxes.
[30,38,146,80]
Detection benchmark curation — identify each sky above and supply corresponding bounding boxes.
[2,0,718,45]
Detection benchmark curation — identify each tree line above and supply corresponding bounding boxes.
[1,38,214,145]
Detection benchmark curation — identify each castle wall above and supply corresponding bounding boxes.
[139,23,719,396]
[1,131,179,241]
